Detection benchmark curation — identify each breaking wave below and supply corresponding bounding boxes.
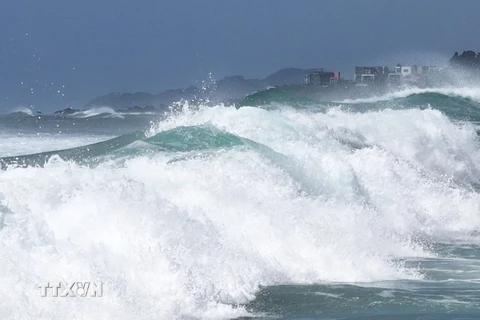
[6,106,35,117]
[72,106,124,118]
[241,87,317,107]
[1,99,480,319]
[339,86,480,104]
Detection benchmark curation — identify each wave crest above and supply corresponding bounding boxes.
[339,87,480,104]
[72,106,124,118]
[8,106,34,117]
[1,100,480,318]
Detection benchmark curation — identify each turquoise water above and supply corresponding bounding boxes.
[1,88,480,319]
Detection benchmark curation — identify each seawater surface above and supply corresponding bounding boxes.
[1,88,480,319]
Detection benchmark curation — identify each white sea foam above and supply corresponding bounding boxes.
[9,106,34,116]
[0,134,113,157]
[338,87,480,104]
[1,103,480,319]
[118,112,157,116]
[73,106,124,118]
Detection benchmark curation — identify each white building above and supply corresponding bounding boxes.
[354,64,439,85]
[401,66,412,76]
[388,65,422,84]
[392,65,412,76]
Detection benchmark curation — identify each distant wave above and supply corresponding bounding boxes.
[118,112,157,116]
[72,106,124,119]
[338,87,480,104]
[0,126,262,168]
[8,106,34,116]
[0,131,145,168]
[241,87,317,107]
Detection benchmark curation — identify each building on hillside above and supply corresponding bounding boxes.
[387,64,438,85]
[400,65,412,76]
[422,66,438,73]
[388,64,404,84]
[306,69,340,86]
[354,66,389,83]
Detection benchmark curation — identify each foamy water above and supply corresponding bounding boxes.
[9,106,35,116]
[72,106,124,118]
[339,86,480,104]
[1,101,480,319]
[0,133,113,157]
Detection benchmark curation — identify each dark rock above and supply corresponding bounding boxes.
[54,107,80,115]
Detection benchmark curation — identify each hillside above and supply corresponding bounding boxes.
[85,68,312,109]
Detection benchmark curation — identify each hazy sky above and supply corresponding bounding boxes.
[0,0,479,110]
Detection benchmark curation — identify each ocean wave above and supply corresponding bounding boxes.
[118,112,157,116]
[338,87,480,104]
[1,102,479,318]
[241,87,317,107]
[0,134,114,158]
[72,106,124,119]
[0,131,145,168]
[7,106,35,117]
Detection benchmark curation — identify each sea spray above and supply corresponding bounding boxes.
[72,106,124,119]
[0,97,480,319]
